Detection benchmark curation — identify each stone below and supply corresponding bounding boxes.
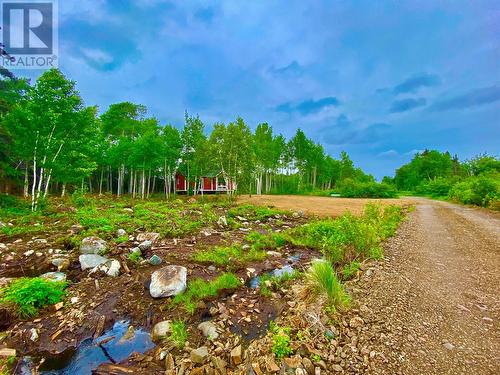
[332,364,343,372]
[152,321,171,341]
[198,321,219,340]
[190,346,209,364]
[80,237,107,255]
[70,297,79,304]
[137,232,160,243]
[212,357,227,373]
[29,328,39,342]
[349,316,364,328]
[230,344,242,365]
[119,325,135,343]
[207,265,216,272]
[40,272,67,283]
[150,265,187,298]
[24,250,34,257]
[139,240,152,251]
[149,255,162,265]
[70,224,83,234]
[105,259,121,277]
[79,254,108,270]
[217,216,228,227]
[130,247,141,255]
[443,342,454,350]
[51,257,67,268]
[117,228,126,237]
[54,302,64,311]
[302,358,314,374]
[123,208,133,213]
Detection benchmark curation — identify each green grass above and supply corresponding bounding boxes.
[259,269,302,297]
[305,260,350,312]
[269,321,293,359]
[171,273,242,313]
[0,277,67,318]
[245,231,286,251]
[342,260,361,280]
[169,320,188,349]
[127,251,143,264]
[227,204,286,221]
[193,244,267,266]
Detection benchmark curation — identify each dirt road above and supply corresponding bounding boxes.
[349,198,500,374]
[238,194,410,217]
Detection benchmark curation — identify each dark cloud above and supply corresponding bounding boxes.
[389,98,426,113]
[430,85,500,111]
[276,96,339,115]
[393,73,440,94]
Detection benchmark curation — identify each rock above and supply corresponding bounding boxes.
[117,229,126,237]
[40,272,67,283]
[150,265,187,298]
[207,265,216,272]
[0,348,16,357]
[70,297,79,304]
[230,345,242,365]
[284,357,302,369]
[217,216,228,227]
[130,247,141,256]
[349,316,364,328]
[332,364,343,372]
[149,255,162,265]
[79,254,109,270]
[137,232,160,243]
[54,302,64,311]
[123,207,133,213]
[302,358,314,374]
[138,240,152,251]
[51,257,67,268]
[443,342,454,350]
[212,357,227,373]
[119,325,135,343]
[198,321,219,340]
[80,237,107,255]
[152,321,171,341]
[24,250,34,257]
[190,346,209,364]
[70,224,83,234]
[105,259,121,277]
[30,328,39,342]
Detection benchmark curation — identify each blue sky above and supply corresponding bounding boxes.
[21,0,500,178]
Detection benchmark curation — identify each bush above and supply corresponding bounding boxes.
[337,179,398,198]
[305,260,350,311]
[416,177,454,197]
[1,277,67,318]
[448,176,499,207]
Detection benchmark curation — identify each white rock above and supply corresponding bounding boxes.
[137,232,160,243]
[79,254,108,270]
[150,265,187,298]
[29,328,39,342]
[152,320,171,341]
[24,250,34,257]
[105,259,121,277]
[138,240,152,251]
[80,237,107,255]
[70,297,79,304]
[117,229,126,237]
[198,321,219,340]
[40,272,67,283]
[217,216,227,227]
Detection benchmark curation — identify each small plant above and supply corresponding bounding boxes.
[193,244,266,266]
[127,251,143,264]
[1,277,67,318]
[311,354,321,362]
[305,260,350,312]
[342,260,361,280]
[269,322,293,359]
[169,320,188,349]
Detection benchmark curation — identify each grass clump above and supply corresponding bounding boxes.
[169,320,188,349]
[269,321,293,359]
[193,244,266,266]
[127,251,143,264]
[245,231,286,251]
[305,260,350,312]
[172,273,241,313]
[1,277,67,318]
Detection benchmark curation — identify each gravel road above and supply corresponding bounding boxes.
[351,198,499,374]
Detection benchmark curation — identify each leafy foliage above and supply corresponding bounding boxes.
[337,178,398,198]
[169,320,188,349]
[1,277,67,318]
[269,322,293,359]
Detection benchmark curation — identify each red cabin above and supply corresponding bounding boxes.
[175,171,235,194]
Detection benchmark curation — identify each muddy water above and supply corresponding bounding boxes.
[19,321,154,375]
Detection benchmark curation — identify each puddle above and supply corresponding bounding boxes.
[18,320,154,375]
[248,265,295,289]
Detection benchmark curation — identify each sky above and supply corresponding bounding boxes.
[16,0,500,179]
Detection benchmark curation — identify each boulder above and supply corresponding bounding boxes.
[151,320,171,341]
[149,265,187,298]
[198,321,219,340]
[137,232,160,243]
[40,272,67,283]
[80,237,107,255]
[79,254,108,270]
[138,240,152,251]
[190,346,209,364]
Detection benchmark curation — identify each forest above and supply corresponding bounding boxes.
[1,68,499,211]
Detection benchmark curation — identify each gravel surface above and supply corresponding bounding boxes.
[349,198,500,374]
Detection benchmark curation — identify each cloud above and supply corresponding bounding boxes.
[269,61,304,78]
[320,115,390,145]
[276,96,339,115]
[389,98,426,113]
[430,85,500,111]
[378,149,399,157]
[393,73,440,94]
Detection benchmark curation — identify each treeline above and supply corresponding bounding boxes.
[0,68,384,209]
[387,150,500,209]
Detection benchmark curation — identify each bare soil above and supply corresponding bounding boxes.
[238,194,411,217]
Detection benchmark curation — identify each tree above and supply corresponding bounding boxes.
[180,112,207,195]
[161,125,182,197]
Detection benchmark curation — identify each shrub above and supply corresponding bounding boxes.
[1,277,67,318]
[305,260,350,312]
[337,179,398,198]
[415,177,454,197]
[169,320,188,349]
[448,176,499,207]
